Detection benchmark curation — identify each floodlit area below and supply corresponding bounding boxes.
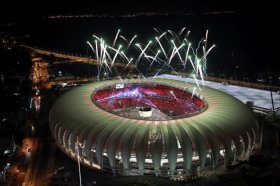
[157,74,280,109]
[50,78,257,176]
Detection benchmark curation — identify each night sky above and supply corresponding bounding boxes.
[0,0,275,21]
[1,0,278,77]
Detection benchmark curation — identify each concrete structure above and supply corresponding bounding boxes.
[49,78,258,176]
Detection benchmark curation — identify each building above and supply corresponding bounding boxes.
[49,78,258,176]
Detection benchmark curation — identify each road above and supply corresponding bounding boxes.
[22,45,135,68]
[5,52,57,186]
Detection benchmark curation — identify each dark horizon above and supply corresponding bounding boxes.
[0,0,278,79]
[0,0,274,22]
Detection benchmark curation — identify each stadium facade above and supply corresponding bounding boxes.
[49,78,258,176]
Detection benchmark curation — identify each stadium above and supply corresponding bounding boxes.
[49,78,258,176]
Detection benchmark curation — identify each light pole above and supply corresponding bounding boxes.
[269,76,278,146]
[269,76,276,121]
[75,136,82,186]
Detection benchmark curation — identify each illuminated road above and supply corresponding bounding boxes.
[5,137,43,186]
[5,53,57,186]
[22,45,135,68]
[22,138,40,186]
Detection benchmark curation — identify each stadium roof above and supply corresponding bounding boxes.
[49,78,257,173]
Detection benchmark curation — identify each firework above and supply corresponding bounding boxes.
[87,27,215,87]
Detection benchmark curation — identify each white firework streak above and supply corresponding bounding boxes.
[86,41,95,53]
[127,35,137,49]
[120,51,130,62]
[170,91,178,100]
[150,50,160,67]
[101,45,111,72]
[104,49,113,62]
[124,58,133,70]
[204,30,208,54]
[99,39,104,61]
[168,47,176,65]
[184,30,191,40]
[135,41,152,64]
[144,54,154,62]
[154,27,165,36]
[139,98,157,108]
[110,45,122,68]
[195,38,205,56]
[191,86,197,99]
[88,27,215,91]
[195,59,200,76]
[193,74,201,90]
[188,57,196,73]
[112,29,120,47]
[200,44,216,61]
[158,32,166,39]
[167,29,175,37]
[168,41,185,65]
[120,35,128,43]
[178,27,186,38]
[184,43,191,68]
[197,63,205,86]
[100,41,106,64]
[92,34,101,42]
[155,37,167,58]
[171,41,185,64]
[95,40,99,60]
[153,27,160,34]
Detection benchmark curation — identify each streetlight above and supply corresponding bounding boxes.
[75,137,82,186]
[269,76,276,120]
[269,76,278,145]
